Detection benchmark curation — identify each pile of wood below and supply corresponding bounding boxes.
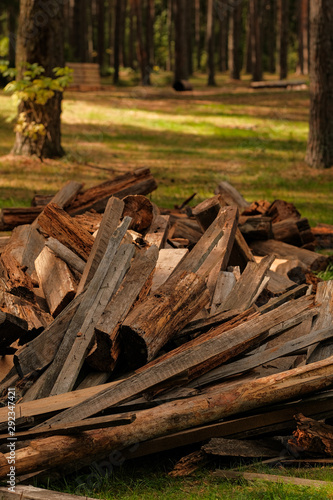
[0,171,333,485]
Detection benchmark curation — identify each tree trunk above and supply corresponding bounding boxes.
[13,0,65,158]
[195,0,201,70]
[167,0,173,71]
[305,0,333,169]
[297,0,309,75]
[174,0,189,82]
[206,0,216,85]
[128,2,135,69]
[97,0,105,71]
[73,0,88,62]
[244,7,252,74]
[113,0,122,83]
[7,3,17,67]
[229,0,243,80]
[121,0,128,67]
[187,0,193,76]
[277,0,289,79]
[218,7,229,72]
[108,0,114,67]
[249,0,263,81]
[266,0,276,73]
[146,0,155,70]
[132,0,151,85]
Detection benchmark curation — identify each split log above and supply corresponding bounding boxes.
[312,223,333,249]
[121,271,210,368]
[0,207,43,231]
[307,281,333,364]
[210,272,236,315]
[289,413,333,457]
[192,195,223,231]
[174,206,238,277]
[122,195,154,232]
[203,438,280,458]
[68,168,157,215]
[168,218,203,245]
[272,217,315,247]
[266,199,301,222]
[20,181,83,276]
[250,239,327,271]
[13,294,83,378]
[38,203,94,261]
[216,255,275,313]
[45,238,85,274]
[227,229,255,272]
[72,211,103,234]
[239,216,273,240]
[214,181,250,209]
[75,197,124,296]
[242,199,271,216]
[150,249,188,293]
[144,215,170,249]
[35,247,77,317]
[86,246,159,372]
[41,220,133,398]
[3,357,333,478]
[0,253,35,301]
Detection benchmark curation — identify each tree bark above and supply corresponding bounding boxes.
[97,0,106,71]
[305,0,333,169]
[249,0,263,81]
[73,0,88,63]
[195,0,201,70]
[277,0,289,79]
[113,0,122,83]
[146,0,155,71]
[174,0,189,82]
[12,0,65,158]
[206,0,216,85]
[229,0,243,80]
[132,0,151,85]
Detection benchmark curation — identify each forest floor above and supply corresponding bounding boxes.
[1,71,333,499]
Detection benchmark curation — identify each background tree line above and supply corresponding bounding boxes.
[0,0,310,85]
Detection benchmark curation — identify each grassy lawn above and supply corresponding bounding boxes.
[0,71,333,225]
[1,71,333,498]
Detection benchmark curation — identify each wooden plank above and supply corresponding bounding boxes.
[307,280,333,363]
[38,203,94,261]
[88,245,159,372]
[213,470,330,488]
[210,271,236,315]
[50,243,136,395]
[214,181,250,208]
[75,196,124,296]
[144,215,170,249]
[35,247,77,316]
[45,237,85,274]
[217,255,275,313]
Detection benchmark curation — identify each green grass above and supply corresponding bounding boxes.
[40,457,333,500]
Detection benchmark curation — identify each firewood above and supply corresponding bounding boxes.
[38,203,94,261]
[307,281,333,364]
[35,247,77,317]
[272,217,315,247]
[250,239,327,271]
[3,357,333,478]
[168,218,203,245]
[239,215,273,240]
[227,229,255,271]
[45,238,85,274]
[121,271,210,368]
[144,215,170,249]
[0,207,43,231]
[267,199,301,222]
[312,223,333,249]
[76,197,124,296]
[122,194,154,232]
[192,195,224,231]
[68,167,157,215]
[0,312,28,355]
[72,211,103,234]
[0,252,35,301]
[215,255,275,313]
[289,413,333,457]
[210,271,236,315]
[203,438,280,458]
[87,246,159,372]
[214,181,250,209]
[242,199,271,216]
[36,219,133,398]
